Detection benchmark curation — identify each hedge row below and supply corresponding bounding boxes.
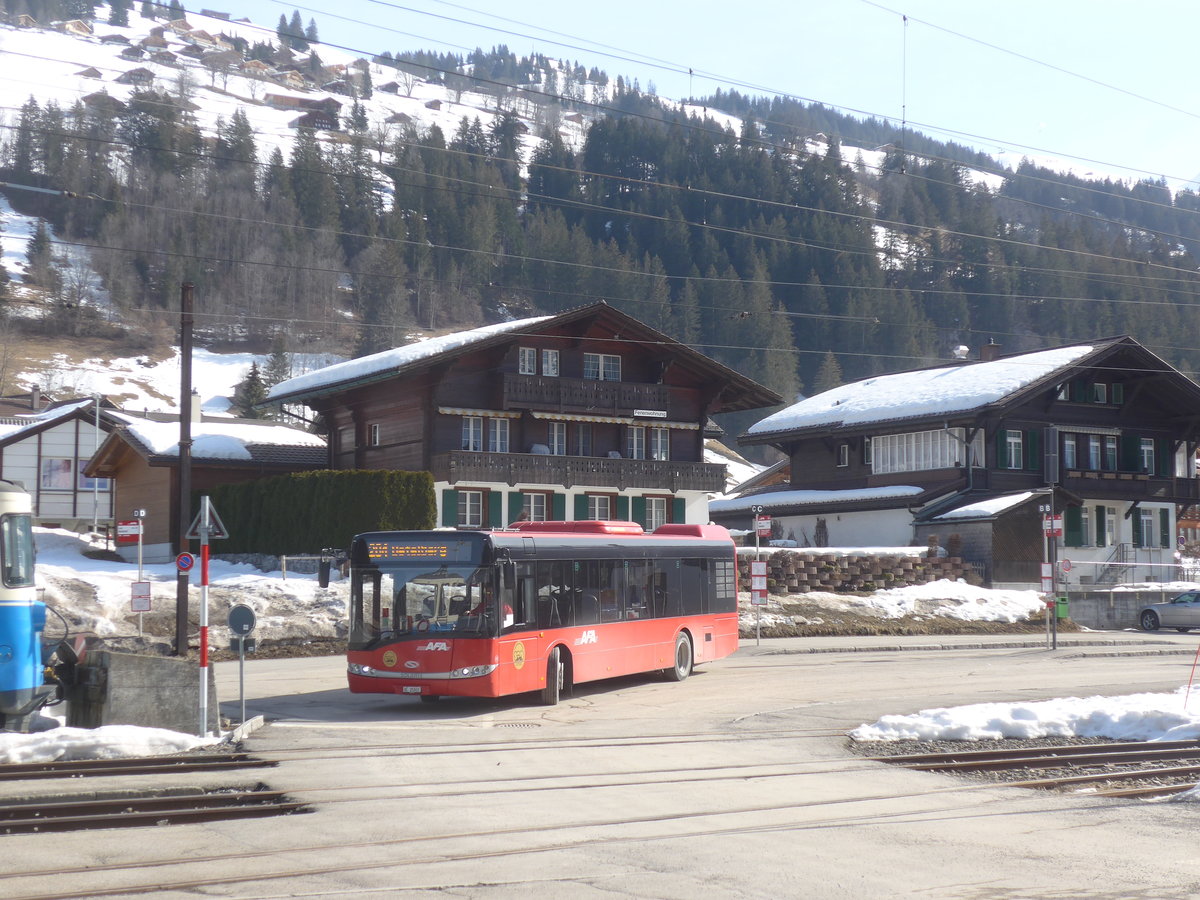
[204,469,436,554]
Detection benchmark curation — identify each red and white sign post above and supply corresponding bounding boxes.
[187,496,228,737]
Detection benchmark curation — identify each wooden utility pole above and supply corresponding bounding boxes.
[175,282,194,656]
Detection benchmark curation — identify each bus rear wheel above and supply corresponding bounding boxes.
[541,646,565,706]
[664,632,693,682]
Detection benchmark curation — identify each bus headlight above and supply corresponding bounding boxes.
[348,664,375,675]
[450,664,497,679]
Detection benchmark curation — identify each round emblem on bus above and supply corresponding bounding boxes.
[382,650,397,668]
[513,641,526,670]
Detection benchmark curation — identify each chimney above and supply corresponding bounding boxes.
[979,340,1001,362]
[190,389,202,423]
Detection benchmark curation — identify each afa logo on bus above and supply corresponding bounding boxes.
[575,630,598,646]
[416,641,450,652]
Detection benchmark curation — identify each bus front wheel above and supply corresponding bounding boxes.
[664,632,693,682]
[541,646,564,706]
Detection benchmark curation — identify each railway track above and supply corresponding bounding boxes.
[0,752,276,781]
[873,739,1200,799]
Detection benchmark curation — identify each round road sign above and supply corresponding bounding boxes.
[175,552,196,572]
[227,604,257,635]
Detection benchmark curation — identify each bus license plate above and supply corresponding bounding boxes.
[402,686,422,694]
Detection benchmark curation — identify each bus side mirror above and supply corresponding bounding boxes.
[501,559,515,590]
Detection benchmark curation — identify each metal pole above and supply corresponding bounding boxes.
[239,637,246,725]
[91,394,100,532]
[755,516,761,648]
[137,516,144,636]
[176,282,194,656]
[198,496,211,738]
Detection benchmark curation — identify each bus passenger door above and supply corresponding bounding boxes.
[497,563,539,693]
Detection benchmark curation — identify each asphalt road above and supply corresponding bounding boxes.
[6,631,1200,899]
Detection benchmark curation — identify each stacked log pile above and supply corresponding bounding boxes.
[737,550,971,594]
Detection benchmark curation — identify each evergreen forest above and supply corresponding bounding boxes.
[5,5,1200,433]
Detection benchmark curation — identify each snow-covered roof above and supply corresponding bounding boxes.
[0,399,97,443]
[747,345,1097,438]
[930,491,1037,522]
[109,413,324,461]
[709,485,924,515]
[267,316,550,402]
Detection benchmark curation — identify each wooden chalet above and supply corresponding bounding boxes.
[265,302,780,531]
[714,337,1200,587]
[115,67,155,87]
[86,411,327,562]
[75,67,103,79]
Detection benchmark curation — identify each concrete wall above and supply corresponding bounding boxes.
[1060,589,1180,631]
[67,649,219,734]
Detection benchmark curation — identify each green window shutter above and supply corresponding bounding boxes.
[1158,439,1171,476]
[1161,508,1171,548]
[631,497,647,528]
[616,496,629,520]
[573,494,588,521]
[1132,510,1143,548]
[552,492,566,520]
[508,491,524,524]
[1120,434,1140,472]
[995,429,1008,469]
[1025,429,1040,471]
[441,489,458,527]
[1095,505,1106,547]
[488,492,503,528]
[1112,383,1124,405]
[672,497,686,523]
[1064,506,1082,548]
[1071,379,1087,402]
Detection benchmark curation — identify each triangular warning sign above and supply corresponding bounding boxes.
[186,498,229,540]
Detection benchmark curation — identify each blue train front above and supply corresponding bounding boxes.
[0,480,55,728]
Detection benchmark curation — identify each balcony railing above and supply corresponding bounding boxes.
[501,374,671,415]
[431,450,726,493]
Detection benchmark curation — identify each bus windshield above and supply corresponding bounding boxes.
[349,563,507,649]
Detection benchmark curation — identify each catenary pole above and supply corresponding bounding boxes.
[175,283,194,656]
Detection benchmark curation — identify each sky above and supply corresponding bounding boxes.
[208,0,1200,186]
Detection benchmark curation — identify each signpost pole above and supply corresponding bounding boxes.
[136,512,144,634]
[198,496,211,738]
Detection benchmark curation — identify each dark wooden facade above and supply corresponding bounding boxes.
[269,303,781,528]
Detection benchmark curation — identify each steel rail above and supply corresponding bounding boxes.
[0,753,275,781]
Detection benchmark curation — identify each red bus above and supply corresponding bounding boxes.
[346,521,738,705]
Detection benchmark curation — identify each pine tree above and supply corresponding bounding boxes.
[813,351,843,394]
[108,0,129,27]
[263,335,292,387]
[288,10,306,50]
[305,18,318,45]
[232,362,268,418]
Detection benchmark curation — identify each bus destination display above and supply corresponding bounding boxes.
[367,542,451,560]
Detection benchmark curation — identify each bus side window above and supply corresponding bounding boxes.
[652,560,681,618]
[626,561,650,619]
[536,561,573,629]
[509,563,536,631]
[680,559,705,616]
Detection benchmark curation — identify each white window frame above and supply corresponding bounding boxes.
[646,496,668,531]
[518,347,537,375]
[457,490,483,527]
[586,494,611,520]
[575,422,593,457]
[1080,505,1091,547]
[368,423,381,447]
[548,421,567,456]
[40,458,74,491]
[522,492,547,521]
[1062,434,1077,470]
[1140,508,1155,548]
[1140,438,1155,474]
[649,427,669,461]
[870,429,982,475]
[583,352,621,381]
[1103,435,1118,471]
[488,418,509,453]
[1088,435,1102,470]
[627,426,646,460]
[461,416,483,452]
[836,443,849,467]
[1005,430,1023,469]
[542,349,560,377]
[862,437,872,465]
[1093,383,1107,403]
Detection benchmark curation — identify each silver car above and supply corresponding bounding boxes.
[1138,591,1200,632]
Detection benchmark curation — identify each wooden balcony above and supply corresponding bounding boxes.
[501,373,671,415]
[431,450,726,493]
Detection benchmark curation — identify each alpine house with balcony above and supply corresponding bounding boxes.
[711,336,1200,587]
[265,302,781,530]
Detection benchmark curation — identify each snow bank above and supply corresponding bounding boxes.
[851,687,1200,742]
